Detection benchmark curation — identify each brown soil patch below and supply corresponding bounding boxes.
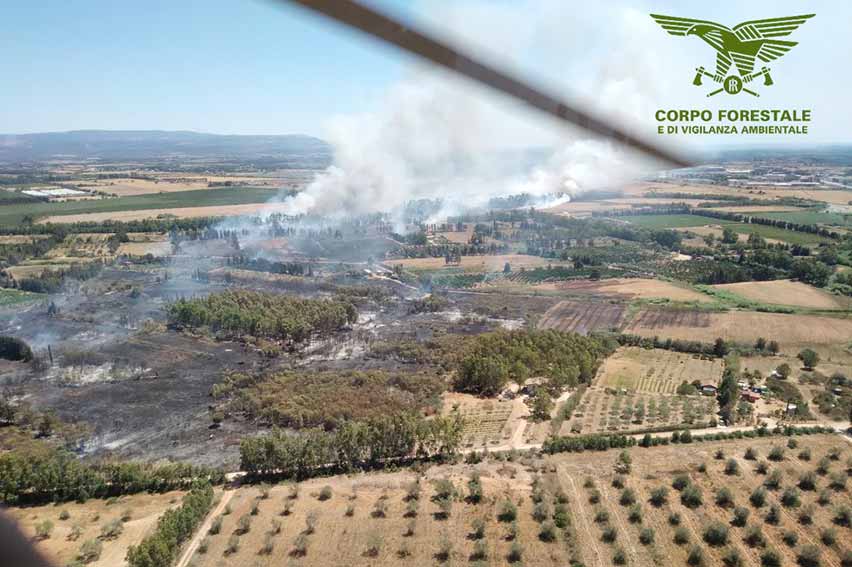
[712,280,852,310]
[538,278,712,303]
[40,202,302,224]
[538,300,626,334]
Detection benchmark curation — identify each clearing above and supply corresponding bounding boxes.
[712,280,852,310]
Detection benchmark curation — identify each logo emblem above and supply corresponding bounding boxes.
[650,14,814,97]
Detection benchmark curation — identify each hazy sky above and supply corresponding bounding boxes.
[2,0,849,148]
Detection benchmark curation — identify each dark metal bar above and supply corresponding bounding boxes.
[279,0,691,167]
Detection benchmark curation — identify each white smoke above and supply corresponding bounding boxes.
[274,1,671,221]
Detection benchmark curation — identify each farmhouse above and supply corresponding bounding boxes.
[741,391,761,403]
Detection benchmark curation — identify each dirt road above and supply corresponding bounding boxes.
[174,489,235,567]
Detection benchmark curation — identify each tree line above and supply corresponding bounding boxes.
[0,447,224,505]
[240,413,465,479]
[166,289,357,344]
[126,483,214,567]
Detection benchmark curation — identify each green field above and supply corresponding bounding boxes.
[0,186,283,226]
[617,214,724,228]
[725,223,830,245]
[0,288,43,307]
[756,210,852,229]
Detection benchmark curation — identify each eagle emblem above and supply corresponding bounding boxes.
[650,14,814,96]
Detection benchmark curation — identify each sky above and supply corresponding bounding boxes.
[2,0,851,150]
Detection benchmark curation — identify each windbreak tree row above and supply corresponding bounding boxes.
[240,413,465,479]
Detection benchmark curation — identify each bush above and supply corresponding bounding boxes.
[716,487,735,508]
[539,520,558,542]
[100,519,123,540]
[601,526,618,543]
[506,520,518,541]
[723,547,743,567]
[688,545,705,566]
[77,539,102,564]
[768,446,785,461]
[372,499,388,518]
[732,506,750,527]
[649,486,669,507]
[682,485,703,508]
[756,461,769,475]
[594,509,610,523]
[715,448,726,460]
[532,501,550,523]
[628,504,643,524]
[799,449,812,461]
[782,530,798,547]
[745,447,758,460]
[260,534,275,555]
[613,547,627,565]
[703,521,729,546]
[781,487,801,508]
[471,540,488,561]
[35,519,54,540]
[816,457,831,475]
[672,474,691,491]
[797,544,821,567]
[669,511,682,526]
[799,472,817,491]
[198,536,209,554]
[725,459,740,476]
[249,501,259,516]
[639,527,655,545]
[750,487,767,508]
[588,489,602,504]
[765,470,783,490]
[619,488,636,506]
[765,505,781,525]
[471,518,486,540]
[364,533,383,557]
[829,472,847,491]
[817,489,831,506]
[799,504,815,525]
[236,514,251,535]
[209,516,222,535]
[498,500,517,523]
[553,503,569,528]
[821,527,837,546]
[507,541,523,563]
[834,505,851,526]
[304,512,317,534]
[674,526,690,545]
[612,475,625,489]
[467,473,484,504]
[59,510,71,521]
[761,548,782,567]
[744,525,766,548]
[318,486,333,501]
[291,533,308,557]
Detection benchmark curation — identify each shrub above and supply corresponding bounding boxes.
[77,539,102,564]
[372,499,388,518]
[435,497,452,520]
[318,486,333,501]
[532,501,550,523]
[782,530,798,547]
[99,519,123,540]
[291,533,307,557]
[259,484,270,499]
[681,485,703,508]
[669,511,682,526]
[613,547,627,565]
[364,533,383,557]
[471,518,486,540]
[816,457,831,475]
[765,470,783,490]
[722,547,743,567]
[673,474,691,491]
[768,446,785,461]
[821,527,837,546]
[405,480,421,501]
[688,545,705,566]
[745,447,758,460]
[288,484,299,500]
[765,505,781,525]
[817,489,831,506]
[345,503,355,517]
[649,486,669,507]
[715,448,726,460]
[68,523,83,542]
[236,514,251,535]
[601,526,618,543]
[281,500,293,516]
[674,526,690,545]
[304,512,317,535]
[403,519,416,537]
[716,487,735,508]
[120,509,132,522]
[467,473,484,504]
[703,521,729,546]
[799,449,812,461]
[198,536,209,554]
[588,489,602,504]
[639,527,655,545]
[842,550,852,567]
[498,499,517,523]
[799,504,815,525]
[260,533,275,555]
[725,459,740,476]
[799,472,817,491]
[750,487,767,508]
[619,488,636,506]
[35,519,54,540]
[781,487,801,508]
[209,516,222,535]
[732,506,750,527]
[553,503,569,528]
[834,504,851,526]
[612,475,625,489]
[506,520,519,541]
[761,548,782,567]
[507,541,523,563]
[397,543,411,558]
[594,509,610,523]
[59,510,71,521]
[744,525,766,548]
[797,544,821,567]
[249,502,259,516]
[471,539,488,561]
[829,472,847,491]
[539,520,558,542]
[756,461,769,475]
[628,504,642,524]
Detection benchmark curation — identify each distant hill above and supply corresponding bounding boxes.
[0,130,332,167]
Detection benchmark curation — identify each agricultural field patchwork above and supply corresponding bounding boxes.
[596,347,725,394]
[538,300,627,335]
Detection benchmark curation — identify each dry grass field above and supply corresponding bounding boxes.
[40,202,301,224]
[711,280,852,310]
[536,279,713,304]
[385,254,560,273]
[5,490,184,567]
[625,309,852,352]
[596,347,724,394]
